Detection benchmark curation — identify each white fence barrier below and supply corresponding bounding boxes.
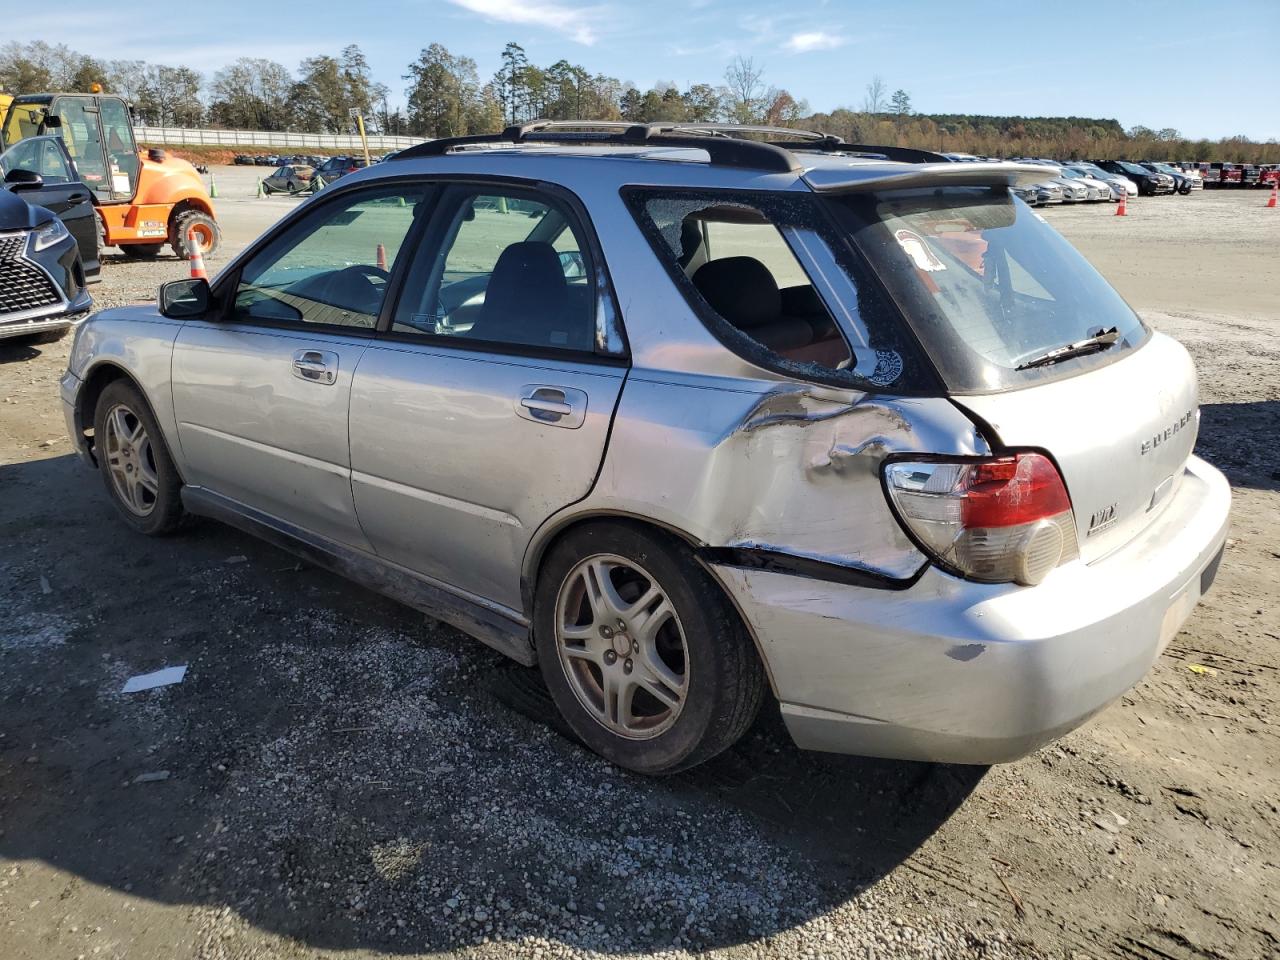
[134,126,426,151]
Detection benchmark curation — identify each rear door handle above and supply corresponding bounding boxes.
[515,384,587,429]
[292,349,338,385]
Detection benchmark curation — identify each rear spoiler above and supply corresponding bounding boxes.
[803,162,1051,194]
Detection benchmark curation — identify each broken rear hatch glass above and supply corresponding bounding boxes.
[824,183,1198,563]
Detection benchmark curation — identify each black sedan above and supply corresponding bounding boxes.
[0,135,101,280]
[0,183,92,345]
[1091,160,1176,196]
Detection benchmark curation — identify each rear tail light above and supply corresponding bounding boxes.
[883,453,1079,586]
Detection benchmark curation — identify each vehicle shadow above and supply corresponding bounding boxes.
[0,341,43,363]
[0,453,981,956]
[1196,400,1280,492]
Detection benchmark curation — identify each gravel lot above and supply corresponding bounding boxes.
[1,173,1277,960]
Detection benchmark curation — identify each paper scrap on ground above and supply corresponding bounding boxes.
[121,665,188,693]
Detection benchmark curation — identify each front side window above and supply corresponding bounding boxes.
[628,189,929,391]
[391,187,597,353]
[232,185,427,330]
[831,186,1149,392]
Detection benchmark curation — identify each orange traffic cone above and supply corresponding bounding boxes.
[1115,192,1128,217]
[188,229,208,280]
[376,243,387,270]
[1268,181,1277,208]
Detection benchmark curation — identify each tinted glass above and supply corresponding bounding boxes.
[832,186,1149,393]
[392,188,596,352]
[233,186,427,329]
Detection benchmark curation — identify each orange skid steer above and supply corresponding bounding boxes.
[1,92,220,261]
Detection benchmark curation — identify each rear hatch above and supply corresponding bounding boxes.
[820,176,1199,561]
[955,334,1198,561]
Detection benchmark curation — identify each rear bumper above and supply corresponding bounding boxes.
[710,455,1231,765]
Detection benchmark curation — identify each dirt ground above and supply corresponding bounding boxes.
[1,178,1277,960]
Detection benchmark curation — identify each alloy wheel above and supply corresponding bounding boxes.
[554,554,689,740]
[103,403,159,517]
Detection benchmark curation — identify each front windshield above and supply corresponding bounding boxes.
[831,186,1149,393]
[1118,161,1148,176]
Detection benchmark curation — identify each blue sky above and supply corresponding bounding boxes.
[10,0,1279,139]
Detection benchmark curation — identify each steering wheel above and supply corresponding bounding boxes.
[317,264,390,317]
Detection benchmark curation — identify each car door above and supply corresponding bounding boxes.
[171,182,429,548]
[348,183,627,611]
[0,136,99,277]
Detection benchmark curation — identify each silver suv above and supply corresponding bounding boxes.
[60,123,1231,775]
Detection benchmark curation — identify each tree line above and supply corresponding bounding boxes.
[1,39,1275,163]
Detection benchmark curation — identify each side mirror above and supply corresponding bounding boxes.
[558,250,586,280]
[4,168,44,191]
[158,278,211,319]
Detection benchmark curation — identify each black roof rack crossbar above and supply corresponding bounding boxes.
[390,120,946,171]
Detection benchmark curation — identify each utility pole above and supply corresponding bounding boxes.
[351,107,371,165]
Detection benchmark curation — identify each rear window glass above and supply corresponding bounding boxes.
[829,187,1149,393]
[626,188,934,394]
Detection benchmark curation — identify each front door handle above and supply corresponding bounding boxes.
[515,384,587,429]
[66,191,89,203]
[292,349,338,385]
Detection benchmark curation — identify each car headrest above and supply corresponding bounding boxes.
[483,241,567,319]
[691,256,781,330]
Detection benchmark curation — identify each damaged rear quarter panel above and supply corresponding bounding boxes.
[552,371,991,581]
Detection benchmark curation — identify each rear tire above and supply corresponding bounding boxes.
[534,523,766,775]
[120,243,163,259]
[93,380,186,536]
[170,209,220,260]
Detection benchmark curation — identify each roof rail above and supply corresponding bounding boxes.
[389,120,948,172]
[391,120,805,173]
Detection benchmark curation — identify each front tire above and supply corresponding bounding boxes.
[170,209,221,260]
[534,523,765,775]
[93,380,186,535]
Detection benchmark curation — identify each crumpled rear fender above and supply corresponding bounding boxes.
[524,372,990,594]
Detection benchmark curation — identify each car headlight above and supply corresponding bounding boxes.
[30,217,69,253]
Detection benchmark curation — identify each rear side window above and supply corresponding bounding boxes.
[830,187,1149,393]
[391,186,597,354]
[626,189,933,393]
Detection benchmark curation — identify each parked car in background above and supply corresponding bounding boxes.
[233,154,254,165]
[0,182,92,344]
[1035,180,1065,204]
[0,135,102,280]
[1205,163,1243,188]
[1141,162,1197,194]
[1010,182,1041,206]
[1065,162,1134,199]
[1057,166,1112,201]
[1239,164,1261,188]
[1259,165,1280,188]
[1092,160,1175,196]
[314,156,371,182]
[59,123,1231,774]
[261,163,315,194]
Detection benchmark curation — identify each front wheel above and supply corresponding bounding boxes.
[534,523,766,775]
[170,209,220,260]
[93,380,187,535]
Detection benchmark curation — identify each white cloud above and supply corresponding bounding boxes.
[783,31,846,53]
[447,0,600,45]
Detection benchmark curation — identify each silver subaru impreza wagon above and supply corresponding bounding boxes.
[60,123,1230,774]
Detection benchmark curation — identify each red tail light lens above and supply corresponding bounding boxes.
[883,453,1078,585]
